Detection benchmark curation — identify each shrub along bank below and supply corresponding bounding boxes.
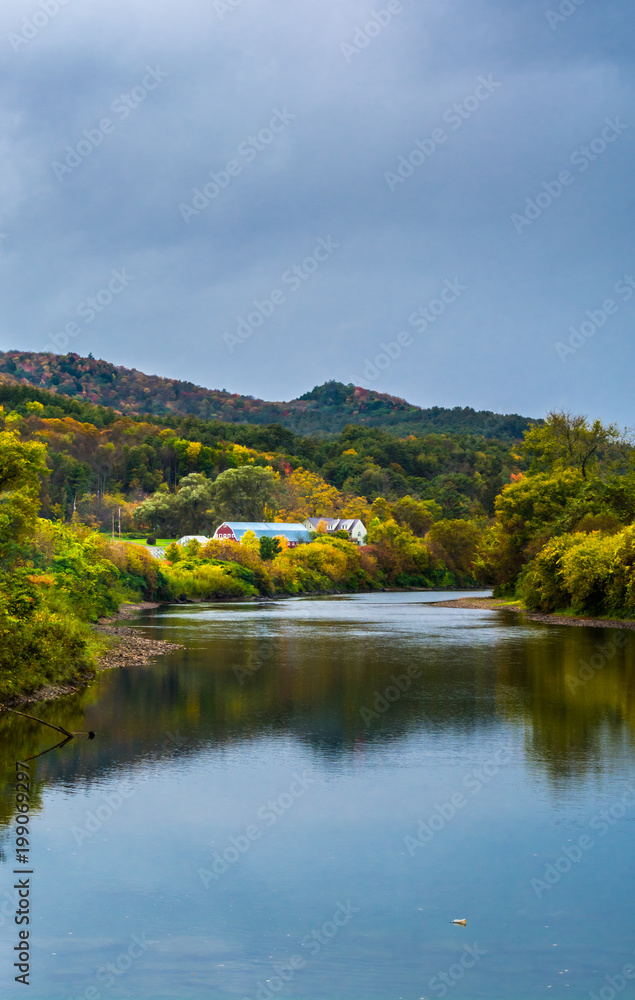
[482,413,635,618]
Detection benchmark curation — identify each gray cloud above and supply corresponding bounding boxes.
[1,0,634,422]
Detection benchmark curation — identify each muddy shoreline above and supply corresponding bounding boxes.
[427,596,635,631]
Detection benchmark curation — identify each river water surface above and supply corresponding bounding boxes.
[1,591,635,999]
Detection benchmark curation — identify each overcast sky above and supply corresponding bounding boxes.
[1,0,633,424]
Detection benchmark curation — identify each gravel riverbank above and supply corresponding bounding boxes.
[427,596,635,630]
[94,602,184,671]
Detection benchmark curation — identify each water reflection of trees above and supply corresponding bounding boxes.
[1,612,634,829]
[0,713,50,856]
[493,617,635,782]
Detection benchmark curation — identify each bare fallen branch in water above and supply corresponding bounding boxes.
[23,734,75,761]
[0,706,95,739]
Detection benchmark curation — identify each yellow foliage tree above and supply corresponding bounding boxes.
[241,529,260,552]
[340,495,371,520]
[276,468,342,520]
[370,497,392,523]
[277,467,370,522]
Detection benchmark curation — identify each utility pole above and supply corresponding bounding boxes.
[111,510,115,541]
[118,507,121,540]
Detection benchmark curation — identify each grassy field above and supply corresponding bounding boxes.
[99,532,177,547]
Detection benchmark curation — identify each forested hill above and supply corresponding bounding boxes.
[0,350,535,439]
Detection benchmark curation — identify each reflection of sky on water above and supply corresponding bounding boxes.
[1,593,634,999]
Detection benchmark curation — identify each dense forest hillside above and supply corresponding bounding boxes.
[0,379,519,524]
[0,351,535,439]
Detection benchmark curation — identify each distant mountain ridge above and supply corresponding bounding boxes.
[0,351,536,439]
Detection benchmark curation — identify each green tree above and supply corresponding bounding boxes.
[366,518,432,584]
[172,474,216,535]
[369,497,392,522]
[0,431,48,564]
[426,519,481,577]
[523,412,631,479]
[185,538,202,558]
[355,466,394,501]
[260,535,281,560]
[209,466,278,523]
[164,541,182,562]
[485,470,584,588]
[134,473,216,536]
[391,496,441,536]
[134,490,179,536]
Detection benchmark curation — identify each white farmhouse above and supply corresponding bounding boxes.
[303,518,367,544]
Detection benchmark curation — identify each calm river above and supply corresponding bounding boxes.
[1,591,634,999]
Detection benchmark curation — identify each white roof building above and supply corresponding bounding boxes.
[213,522,311,547]
[303,518,367,543]
[176,535,210,546]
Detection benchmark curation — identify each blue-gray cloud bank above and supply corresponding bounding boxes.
[1,0,634,423]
